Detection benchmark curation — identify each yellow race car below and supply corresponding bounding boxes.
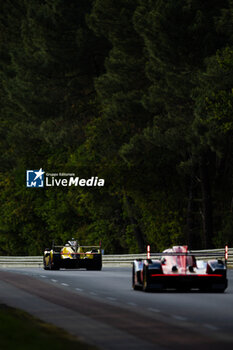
[43,239,102,271]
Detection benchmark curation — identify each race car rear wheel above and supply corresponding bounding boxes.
[142,266,150,292]
[132,264,141,290]
[86,266,102,271]
[48,256,52,270]
[214,288,225,293]
[132,264,136,289]
[43,256,49,270]
[200,285,226,293]
[86,260,102,271]
[49,256,60,270]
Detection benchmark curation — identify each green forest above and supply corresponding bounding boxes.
[0,0,233,255]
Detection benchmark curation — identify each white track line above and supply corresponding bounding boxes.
[61,283,69,286]
[203,324,219,331]
[172,315,187,321]
[148,307,160,313]
[106,297,116,301]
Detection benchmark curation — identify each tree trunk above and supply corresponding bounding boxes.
[186,175,195,248]
[124,194,145,252]
[200,153,213,248]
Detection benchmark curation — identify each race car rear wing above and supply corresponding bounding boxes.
[51,240,101,254]
[148,246,228,266]
[52,245,101,249]
[150,252,225,257]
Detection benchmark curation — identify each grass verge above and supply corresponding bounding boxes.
[0,304,98,350]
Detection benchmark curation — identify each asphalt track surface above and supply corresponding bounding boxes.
[0,267,233,350]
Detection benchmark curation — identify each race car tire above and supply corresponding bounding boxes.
[86,256,102,270]
[142,265,150,292]
[132,264,141,290]
[48,256,52,270]
[86,264,102,271]
[199,286,225,293]
[201,288,220,293]
[43,256,49,270]
[177,287,190,292]
[215,289,225,293]
[132,264,136,289]
[46,253,60,270]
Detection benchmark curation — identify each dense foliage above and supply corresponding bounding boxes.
[0,0,233,255]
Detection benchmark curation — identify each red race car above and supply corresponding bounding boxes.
[132,246,228,292]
